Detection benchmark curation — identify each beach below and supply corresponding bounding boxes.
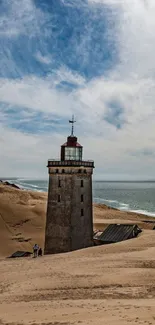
[0,183,155,325]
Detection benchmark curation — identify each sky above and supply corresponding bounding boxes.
[0,0,155,180]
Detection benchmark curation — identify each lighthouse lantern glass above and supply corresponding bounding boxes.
[65,147,82,160]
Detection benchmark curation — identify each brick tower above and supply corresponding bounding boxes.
[44,116,94,254]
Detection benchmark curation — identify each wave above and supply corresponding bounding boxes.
[17,181,39,188]
[129,209,155,217]
[93,197,118,204]
[5,179,45,192]
[14,179,48,192]
[15,183,46,192]
[94,197,128,211]
[15,183,39,190]
[94,197,129,209]
[119,203,130,210]
[93,197,155,217]
[16,178,47,181]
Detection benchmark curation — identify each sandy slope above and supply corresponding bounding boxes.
[0,184,47,256]
[0,184,155,325]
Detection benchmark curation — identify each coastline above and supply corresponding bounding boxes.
[2,179,155,217]
[0,181,155,257]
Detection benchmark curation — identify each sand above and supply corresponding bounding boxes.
[0,183,155,325]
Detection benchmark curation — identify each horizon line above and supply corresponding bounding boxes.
[1,177,155,183]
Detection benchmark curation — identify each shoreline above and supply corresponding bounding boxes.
[1,179,155,218]
[15,181,155,218]
[94,200,155,218]
[0,182,155,257]
[10,184,155,218]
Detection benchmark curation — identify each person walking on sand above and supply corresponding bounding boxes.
[33,243,39,258]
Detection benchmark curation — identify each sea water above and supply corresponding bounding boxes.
[4,178,155,217]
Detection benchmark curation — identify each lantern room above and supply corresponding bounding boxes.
[61,135,83,161]
[61,116,83,161]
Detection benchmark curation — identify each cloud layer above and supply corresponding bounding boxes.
[0,0,155,179]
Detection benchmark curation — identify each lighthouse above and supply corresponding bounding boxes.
[44,116,95,254]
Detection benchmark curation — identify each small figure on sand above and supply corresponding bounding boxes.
[38,247,42,257]
[33,243,39,258]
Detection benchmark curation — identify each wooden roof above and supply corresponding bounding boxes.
[97,224,142,243]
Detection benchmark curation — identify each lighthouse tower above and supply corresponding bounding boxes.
[44,117,95,254]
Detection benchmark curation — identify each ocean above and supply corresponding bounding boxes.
[4,178,155,217]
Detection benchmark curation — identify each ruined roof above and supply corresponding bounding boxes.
[98,224,142,243]
[8,251,32,258]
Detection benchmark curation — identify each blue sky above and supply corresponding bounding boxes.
[0,0,155,179]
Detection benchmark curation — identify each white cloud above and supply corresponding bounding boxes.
[35,52,52,65]
[88,0,120,4]
[55,66,86,86]
[0,0,51,38]
[1,0,155,179]
[0,66,86,117]
[0,125,61,177]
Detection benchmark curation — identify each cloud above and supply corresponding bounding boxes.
[35,52,52,65]
[104,100,126,129]
[0,0,52,38]
[0,125,62,177]
[0,0,155,179]
[0,66,86,117]
[130,148,155,158]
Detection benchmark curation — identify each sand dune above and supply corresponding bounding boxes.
[0,184,47,256]
[0,183,155,325]
[0,183,154,257]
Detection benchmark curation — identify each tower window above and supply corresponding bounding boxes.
[81,208,84,217]
[62,169,65,173]
[81,194,83,202]
[56,169,59,174]
[58,180,61,187]
[81,180,84,187]
[78,169,81,173]
[58,195,61,202]
[84,169,87,174]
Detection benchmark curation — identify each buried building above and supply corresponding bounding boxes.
[8,251,32,258]
[94,224,142,245]
[44,116,95,254]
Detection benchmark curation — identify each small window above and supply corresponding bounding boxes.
[58,179,61,187]
[58,195,61,202]
[81,180,83,187]
[56,169,59,173]
[81,194,83,202]
[78,169,81,173]
[84,169,87,174]
[62,169,65,173]
[81,208,84,217]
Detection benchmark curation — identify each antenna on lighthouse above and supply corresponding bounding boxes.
[69,115,76,136]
